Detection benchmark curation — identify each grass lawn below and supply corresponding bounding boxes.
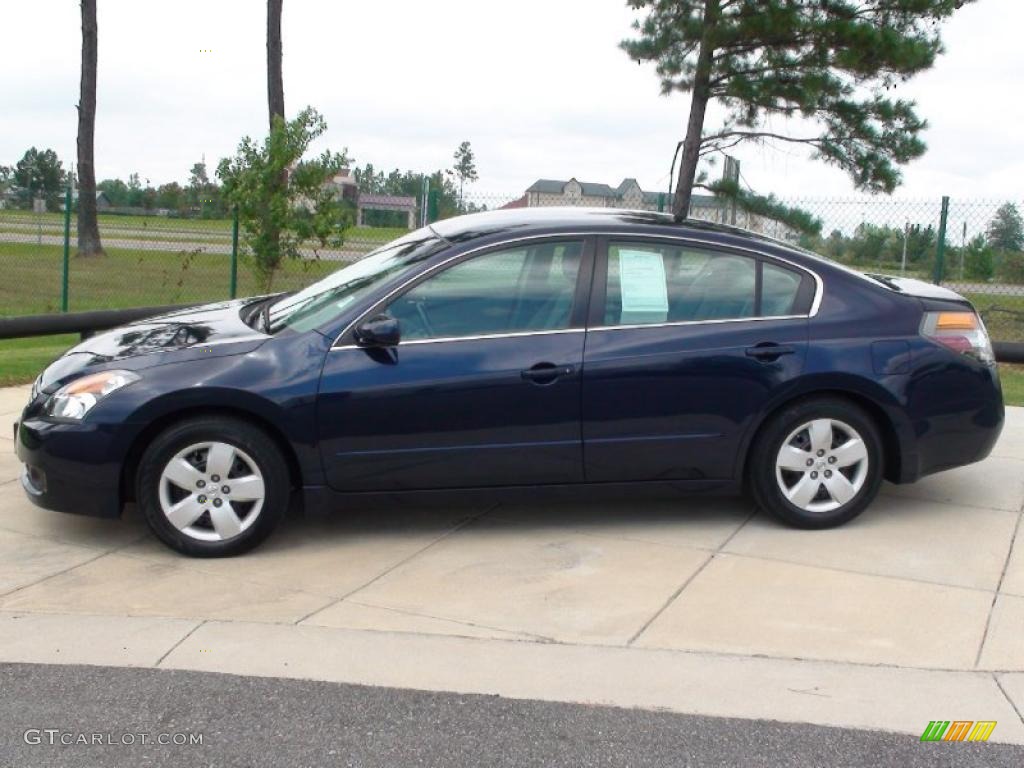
[0,242,341,315]
[0,335,77,387]
[0,210,407,244]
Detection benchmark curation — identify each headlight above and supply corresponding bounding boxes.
[44,370,140,420]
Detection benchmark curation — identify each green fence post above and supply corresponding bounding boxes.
[932,196,950,285]
[657,193,666,213]
[427,189,440,223]
[61,184,72,312]
[229,206,239,299]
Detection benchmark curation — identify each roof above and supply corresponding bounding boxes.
[426,207,796,254]
[359,193,416,210]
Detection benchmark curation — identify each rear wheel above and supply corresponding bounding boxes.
[137,416,289,556]
[749,397,883,528]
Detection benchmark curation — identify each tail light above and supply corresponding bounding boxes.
[920,311,994,364]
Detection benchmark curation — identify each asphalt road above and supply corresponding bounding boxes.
[0,663,1021,767]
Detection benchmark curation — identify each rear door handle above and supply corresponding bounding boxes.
[521,363,576,384]
[745,343,796,361]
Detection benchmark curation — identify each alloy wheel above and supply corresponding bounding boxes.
[157,441,265,542]
[774,418,869,514]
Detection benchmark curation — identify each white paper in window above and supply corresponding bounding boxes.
[618,249,668,314]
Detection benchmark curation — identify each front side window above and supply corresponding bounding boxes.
[267,230,446,333]
[386,241,583,341]
[603,242,756,326]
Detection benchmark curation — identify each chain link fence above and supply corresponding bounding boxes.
[1,193,1021,343]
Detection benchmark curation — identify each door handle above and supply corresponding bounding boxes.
[745,343,796,361]
[521,363,576,384]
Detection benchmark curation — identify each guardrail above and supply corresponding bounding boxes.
[0,306,1022,363]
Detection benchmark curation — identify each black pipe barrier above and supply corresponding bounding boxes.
[1,305,1023,363]
[0,305,195,341]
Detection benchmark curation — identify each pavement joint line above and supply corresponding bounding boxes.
[995,673,1024,726]
[6,608,1024,677]
[293,503,501,626]
[154,614,1024,677]
[880,487,1024,515]
[154,620,206,667]
[110,546,342,605]
[0,548,112,601]
[975,510,1024,668]
[626,510,757,647]
[0,521,149,556]
[720,546,1008,596]
[342,598,557,643]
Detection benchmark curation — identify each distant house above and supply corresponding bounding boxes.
[521,178,798,241]
[324,167,419,228]
[64,190,112,211]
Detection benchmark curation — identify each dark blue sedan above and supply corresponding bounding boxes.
[14,209,1004,556]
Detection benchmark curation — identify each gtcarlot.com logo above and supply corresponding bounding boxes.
[23,729,204,747]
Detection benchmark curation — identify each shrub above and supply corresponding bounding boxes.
[996,251,1024,285]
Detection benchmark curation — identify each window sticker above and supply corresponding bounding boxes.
[618,249,669,314]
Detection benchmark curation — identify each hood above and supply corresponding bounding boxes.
[863,274,969,302]
[38,299,269,391]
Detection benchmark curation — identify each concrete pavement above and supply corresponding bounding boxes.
[1,382,1023,744]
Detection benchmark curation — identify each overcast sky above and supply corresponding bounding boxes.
[2,0,1020,203]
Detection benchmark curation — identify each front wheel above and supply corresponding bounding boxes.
[136,416,289,556]
[749,398,884,529]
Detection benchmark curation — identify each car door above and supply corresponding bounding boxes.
[581,237,813,483]
[317,237,594,491]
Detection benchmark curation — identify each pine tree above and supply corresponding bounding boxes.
[622,0,974,221]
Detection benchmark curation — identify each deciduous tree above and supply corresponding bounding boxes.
[217,108,352,291]
[13,148,65,210]
[986,203,1024,252]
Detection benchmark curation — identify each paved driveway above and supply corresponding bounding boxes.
[2,382,1023,743]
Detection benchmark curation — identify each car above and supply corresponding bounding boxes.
[14,208,1004,556]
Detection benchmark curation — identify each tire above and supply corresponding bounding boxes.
[136,416,289,556]
[748,397,884,529]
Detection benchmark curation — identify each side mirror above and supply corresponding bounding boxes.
[355,314,400,347]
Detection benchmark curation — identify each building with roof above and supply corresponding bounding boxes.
[520,178,797,241]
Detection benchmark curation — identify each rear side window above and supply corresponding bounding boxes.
[762,262,803,317]
[603,243,756,326]
[602,242,811,326]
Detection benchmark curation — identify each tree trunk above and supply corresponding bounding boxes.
[672,0,719,222]
[267,0,285,129]
[77,0,104,256]
[266,0,285,267]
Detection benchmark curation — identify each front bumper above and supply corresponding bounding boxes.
[14,416,124,518]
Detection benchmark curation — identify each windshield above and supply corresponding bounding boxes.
[265,229,447,333]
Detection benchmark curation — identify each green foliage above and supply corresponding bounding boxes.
[706,178,821,235]
[996,250,1024,285]
[13,147,66,211]
[963,235,994,281]
[986,203,1024,252]
[217,107,352,291]
[451,141,479,203]
[353,164,471,224]
[622,0,972,211]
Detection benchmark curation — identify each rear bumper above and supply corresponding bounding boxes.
[903,363,1004,482]
[14,417,124,518]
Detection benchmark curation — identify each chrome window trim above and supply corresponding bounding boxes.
[330,231,823,348]
[333,327,585,351]
[590,314,806,333]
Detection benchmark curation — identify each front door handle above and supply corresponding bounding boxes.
[521,362,576,384]
[745,343,796,361]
